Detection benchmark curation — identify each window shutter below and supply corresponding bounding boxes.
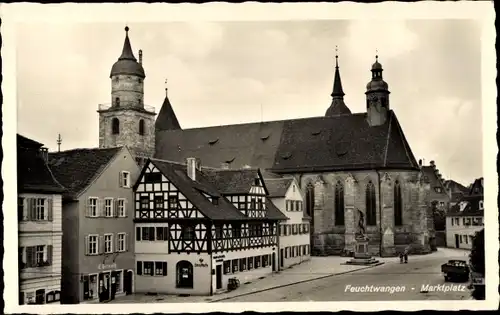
[149,227,155,241]
[163,227,169,242]
[27,198,34,220]
[137,261,142,275]
[113,199,118,217]
[162,262,167,276]
[125,233,129,252]
[99,199,104,217]
[85,198,90,217]
[84,236,89,255]
[136,227,141,241]
[22,198,28,221]
[47,245,53,265]
[119,172,124,188]
[99,236,104,254]
[110,233,114,252]
[124,199,128,217]
[26,247,33,268]
[47,198,53,221]
[115,233,119,252]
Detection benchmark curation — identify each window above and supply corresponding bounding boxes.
[104,234,113,253]
[248,257,254,269]
[117,233,126,252]
[257,199,263,210]
[479,201,484,210]
[285,247,289,259]
[35,289,45,304]
[154,196,164,210]
[120,171,130,188]
[88,235,98,255]
[156,226,168,241]
[140,226,155,241]
[232,259,239,273]
[239,258,247,271]
[168,196,178,210]
[223,261,231,274]
[112,118,120,134]
[87,197,98,217]
[254,178,260,186]
[144,172,162,183]
[181,225,194,241]
[139,119,145,135]
[104,198,114,217]
[232,224,241,238]
[155,261,167,276]
[35,245,44,265]
[435,187,442,193]
[262,255,269,267]
[366,181,376,226]
[250,198,256,210]
[144,262,154,276]
[114,271,122,293]
[117,199,126,217]
[214,225,223,239]
[335,181,345,226]
[306,184,314,217]
[394,180,403,226]
[140,196,149,210]
[115,97,120,106]
[254,256,261,268]
[35,198,46,220]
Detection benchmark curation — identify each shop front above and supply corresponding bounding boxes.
[81,262,134,303]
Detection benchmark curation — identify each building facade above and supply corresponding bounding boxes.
[48,146,140,304]
[265,177,311,269]
[446,178,484,250]
[99,28,434,257]
[133,158,287,295]
[420,160,450,211]
[17,134,66,305]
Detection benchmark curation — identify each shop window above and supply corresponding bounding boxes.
[232,259,239,273]
[247,257,253,270]
[223,261,231,274]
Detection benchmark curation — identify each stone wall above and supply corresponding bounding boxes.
[299,170,433,257]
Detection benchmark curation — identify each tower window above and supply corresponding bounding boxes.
[139,119,145,136]
[112,118,120,135]
[115,97,120,107]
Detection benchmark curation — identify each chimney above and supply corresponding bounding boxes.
[430,160,435,169]
[138,50,143,65]
[39,147,49,163]
[186,157,201,181]
[220,162,230,170]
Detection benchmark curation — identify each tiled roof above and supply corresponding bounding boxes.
[155,94,181,131]
[265,177,294,198]
[444,179,469,194]
[48,147,122,198]
[450,192,465,203]
[265,198,289,221]
[155,110,419,173]
[447,195,484,217]
[17,135,65,194]
[202,168,267,195]
[468,177,484,196]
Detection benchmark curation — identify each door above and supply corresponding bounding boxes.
[216,265,223,290]
[455,234,460,248]
[176,261,194,288]
[272,253,276,272]
[99,273,110,302]
[124,271,133,295]
[110,272,117,301]
[280,249,284,268]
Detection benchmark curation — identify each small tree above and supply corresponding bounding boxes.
[431,200,446,231]
[469,228,485,300]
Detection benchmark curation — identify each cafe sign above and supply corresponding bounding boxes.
[98,263,117,270]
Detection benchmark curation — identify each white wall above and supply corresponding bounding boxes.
[446,216,483,250]
[135,223,169,254]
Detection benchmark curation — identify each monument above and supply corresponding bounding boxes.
[346,209,380,265]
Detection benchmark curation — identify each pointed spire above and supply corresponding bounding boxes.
[156,80,181,131]
[325,46,351,116]
[331,47,345,98]
[119,26,137,61]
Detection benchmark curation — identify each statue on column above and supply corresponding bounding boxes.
[355,208,368,241]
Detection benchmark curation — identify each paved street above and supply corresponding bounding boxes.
[219,248,471,302]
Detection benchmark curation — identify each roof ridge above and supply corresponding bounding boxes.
[49,146,122,155]
[391,110,419,169]
[382,111,393,167]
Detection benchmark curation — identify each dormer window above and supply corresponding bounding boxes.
[212,197,219,205]
[434,187,442,193]
[479,200,484,210]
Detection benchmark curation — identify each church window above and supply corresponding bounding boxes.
[365,181,376,226]
[139,119,145,135]
[112,118,120,135]
[334,181,345,226]
[305,184,314,217]
[115,97,120,107]
[394,180,403,226]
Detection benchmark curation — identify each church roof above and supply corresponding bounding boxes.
[17,134,66,194]
[155,110,419,173]
[48,147,122,198]
[155,93,181,131]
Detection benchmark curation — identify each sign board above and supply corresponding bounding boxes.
[98,263,117,270]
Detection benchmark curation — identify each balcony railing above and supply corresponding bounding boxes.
[98,102,156,114]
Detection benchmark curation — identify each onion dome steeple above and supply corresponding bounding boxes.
[365,53,391,126]
[325,48,351,116]
[110,26,145,78]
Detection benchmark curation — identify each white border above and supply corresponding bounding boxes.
[2,1,497,313]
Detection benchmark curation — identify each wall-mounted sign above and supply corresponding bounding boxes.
[98,263,117,270]
[213,254,225,260]
[195,258,209,268]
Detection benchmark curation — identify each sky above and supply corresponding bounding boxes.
[15,19,483,186]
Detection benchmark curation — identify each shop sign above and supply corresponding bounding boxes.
[194,258,209,268]
[98,263,117,270]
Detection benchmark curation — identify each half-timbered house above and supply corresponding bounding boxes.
[48,146,140,304]
[265,177,311,270]
[17,135,66,305]
[133,158,287,295]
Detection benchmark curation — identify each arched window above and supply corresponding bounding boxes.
[305,184,314,217]
[115,97,120,106]
[394,180,403,226]
[176,260,193,289]
[334,181,344,226]
[139,119,145,135]
[112,118,120,135]
[365,181,376,226]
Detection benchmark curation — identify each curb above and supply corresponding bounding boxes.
[209,261,385,303]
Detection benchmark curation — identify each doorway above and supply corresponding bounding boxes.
[176,260,194,289]
[216,265,223,290]
[280,249,284,268]
[124,270,133,295]
[272,253,277,272]
[98,273,110,302]
[455,234,460,248]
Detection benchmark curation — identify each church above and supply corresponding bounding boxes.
[98,26,434,257]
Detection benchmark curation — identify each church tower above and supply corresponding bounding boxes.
[325,53,351,116]
[98,26,156,158]
[365,55,390,126]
